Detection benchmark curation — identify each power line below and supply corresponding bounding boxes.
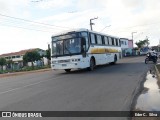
[104,21,160,33]
[0,17,69,32]
[0,13,72,29]
[0,22,56,33]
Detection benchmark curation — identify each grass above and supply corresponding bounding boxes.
[0,65,51,74]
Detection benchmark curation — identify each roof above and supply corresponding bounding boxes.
[51,28,120,38]
[0,48,39,58]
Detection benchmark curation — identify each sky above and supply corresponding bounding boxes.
[0,0,160,55]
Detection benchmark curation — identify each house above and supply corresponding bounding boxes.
[0,48,48,70]
[120,38,133,56]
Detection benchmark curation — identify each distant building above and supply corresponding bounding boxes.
[140,47,150,55]
[120,38,133,56]
[0,48,48,70]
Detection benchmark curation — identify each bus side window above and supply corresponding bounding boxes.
[97,35,102,45]
[90,33,96,44]
[94,34,97,44]
[81,32,89,50]
[111,38,115,46]
[108,37,112,45]
[115,39,118,46]
[104,36,108,45]
[101,36,105,45]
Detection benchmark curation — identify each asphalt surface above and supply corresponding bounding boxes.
[0,56,153,120]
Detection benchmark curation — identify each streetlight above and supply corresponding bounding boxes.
[90,17,98,30]
[99,25,111,32]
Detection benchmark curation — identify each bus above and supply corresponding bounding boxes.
[51,29,122,72]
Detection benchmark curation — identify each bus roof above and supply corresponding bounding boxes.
[51,28,120,39]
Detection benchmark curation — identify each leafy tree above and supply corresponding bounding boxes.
[135,40,143,49]
[0,58,7,71]
[23,51,41,68]
[143,39,150,46]
[135,39,150,49]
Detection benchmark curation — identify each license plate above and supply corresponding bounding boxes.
[62,64,67,67]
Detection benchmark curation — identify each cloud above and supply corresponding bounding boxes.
[36,0,160,44]
[0,25,50,54]
[36,0,71,9]
[0,0,29,14]
[1,0,160,55]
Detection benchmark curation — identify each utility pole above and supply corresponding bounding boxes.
[90,17,98,30]
[131,32,137,41]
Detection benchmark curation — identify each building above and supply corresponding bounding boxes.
[120,38,133,56]
[0,48,48,70]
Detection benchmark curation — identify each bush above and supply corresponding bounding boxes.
[0,70,9,74]
[0,65,50,74]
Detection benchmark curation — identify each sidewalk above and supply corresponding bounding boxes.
[0,68,51,78]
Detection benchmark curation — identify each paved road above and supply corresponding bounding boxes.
[0,56,153,120]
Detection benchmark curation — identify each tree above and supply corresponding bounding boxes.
[23,51,41,68]
[135,39,150,49]
[143,39,150,47]
[0,58,7,71]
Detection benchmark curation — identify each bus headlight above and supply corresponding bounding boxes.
[72,59,80,62]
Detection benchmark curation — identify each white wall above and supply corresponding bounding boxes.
[120,38,129,49]
[27,57,49,67]
[43,57,48,66]
[12,57,23,62]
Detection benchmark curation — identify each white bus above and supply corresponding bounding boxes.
[51,29,122,72]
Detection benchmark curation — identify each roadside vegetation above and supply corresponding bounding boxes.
[135,39,150,49]
[0,50,51,74]
[0,65,50,74]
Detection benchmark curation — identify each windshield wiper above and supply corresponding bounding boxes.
[65,46,72,56]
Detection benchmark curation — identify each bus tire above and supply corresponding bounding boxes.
[65,69,71,72]
[88,58,95,71]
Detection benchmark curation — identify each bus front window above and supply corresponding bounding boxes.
[52,40,64,56]
[52,38,82,57]
[64,38,81,55]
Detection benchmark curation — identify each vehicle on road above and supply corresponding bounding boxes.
[145,52,158,64]
[51,29,122,72]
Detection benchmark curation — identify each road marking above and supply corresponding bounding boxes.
[0,76,65,95]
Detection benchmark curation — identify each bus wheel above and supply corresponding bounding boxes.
[65,69,71,72]
[88,58,95,71]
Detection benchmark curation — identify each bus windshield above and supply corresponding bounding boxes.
[52,38,81,57]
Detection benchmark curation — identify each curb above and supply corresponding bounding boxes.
[0,68,51,78]
[155,64,160,81]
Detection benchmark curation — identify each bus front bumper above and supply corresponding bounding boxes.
[51,62,87,70]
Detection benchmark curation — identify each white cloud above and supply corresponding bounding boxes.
[0,25,50,54]
[1,0,160,54]
[36,0,71,9]
[0,0,29,15]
